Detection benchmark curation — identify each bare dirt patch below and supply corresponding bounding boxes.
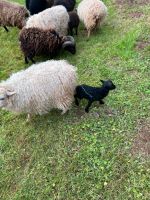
[135,40,150,51]
[116,0,150,6]
[128,12,144,18]
[132,119,150,157]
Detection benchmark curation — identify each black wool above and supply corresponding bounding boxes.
[26,0,54,15]
[54,0,76,11]
[68,11,79,35]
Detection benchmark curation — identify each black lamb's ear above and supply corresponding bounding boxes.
[100,80,104,83]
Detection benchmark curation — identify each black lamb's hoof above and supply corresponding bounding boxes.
[85,109,89,113]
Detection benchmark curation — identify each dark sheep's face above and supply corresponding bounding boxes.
[64,44,76,54]
[101,80,116,90]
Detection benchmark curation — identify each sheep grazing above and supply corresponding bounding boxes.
[19,27,76,64]
[53,0,76,12]
[68,10,80,36]
[74,80,116,113]
[0,60,77,120]
[77,0,107,38]
[26,5,69,36]
[0,0,30,31]
[26,0,54,15]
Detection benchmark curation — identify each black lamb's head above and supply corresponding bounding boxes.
[62,36,76,54]
[100,80,116,90]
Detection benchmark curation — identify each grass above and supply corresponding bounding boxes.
[0,0,150,199]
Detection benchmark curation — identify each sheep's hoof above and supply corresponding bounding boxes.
[25,57,29,64]
[26,114,31,122]
[61,109,69,115]
[85,109,89,113]
[99,100,105,105]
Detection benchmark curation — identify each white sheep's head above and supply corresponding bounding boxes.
[0,87,16,108]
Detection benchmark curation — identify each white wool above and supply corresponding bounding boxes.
[0,60,77,115]
[26,5,69,36]
[77,0,107,32]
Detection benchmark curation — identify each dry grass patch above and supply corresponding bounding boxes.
[116,0,150,6]
[132,119,150,157]
[135,40,150,50]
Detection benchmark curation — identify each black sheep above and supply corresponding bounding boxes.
[74,80,116,113]
[68,10,79,35]
[26,0,54,15]
[53,0,76,11]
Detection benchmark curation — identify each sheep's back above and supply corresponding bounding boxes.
[26,6,69,35]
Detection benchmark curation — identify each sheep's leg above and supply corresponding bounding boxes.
[3,26,9,32]
[4,26,9,32]
[26,113,32,122]
[74,95,79,106]
[99,99,105,104]
[61,108,69,115]
[70,28,73,36]
[30,57,35,64]
[87,29,91,38]
[85,100,93,113]
[25,57,29,64]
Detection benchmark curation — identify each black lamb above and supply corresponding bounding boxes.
[74,80,116,113]
[68,10,80,35]
[26,0,54,15]
[53,0,76,11]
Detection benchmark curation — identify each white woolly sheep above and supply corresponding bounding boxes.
[0,60,77,120]
[25,5,69,36]
[77,0,107,38]
[0,0,30,32]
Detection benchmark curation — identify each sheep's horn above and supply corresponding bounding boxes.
[62,41,74,49]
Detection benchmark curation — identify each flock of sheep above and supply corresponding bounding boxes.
[0,0,116,120]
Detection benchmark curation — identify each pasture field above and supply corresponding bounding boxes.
[0,0,150,199]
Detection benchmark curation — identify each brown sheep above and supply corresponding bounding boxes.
[0,0,29,32]
[19,27,76,63]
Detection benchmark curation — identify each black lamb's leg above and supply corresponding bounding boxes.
[4,26,9,32]
[99,99,105,104]
[28,53,35,64]
[28,56,35,64]
[74,95,79,106]
[25,56,29,64]
[30,58,35,64]
[85,100,93,113]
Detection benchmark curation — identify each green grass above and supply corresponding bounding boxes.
[0,0,150,199]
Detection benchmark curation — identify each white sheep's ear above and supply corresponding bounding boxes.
[6,90,16,97]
